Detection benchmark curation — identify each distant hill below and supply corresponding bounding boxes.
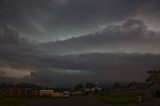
[0,82,42,89]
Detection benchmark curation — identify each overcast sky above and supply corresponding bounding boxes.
[0,0,160,87]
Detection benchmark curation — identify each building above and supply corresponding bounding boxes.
[0,83,41,97]
[127,82,147,96]
[148,82,160,97]
[40,90,54,97]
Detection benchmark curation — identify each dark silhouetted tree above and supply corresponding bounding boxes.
[85,82,96,89]
[146,69,160,84]
[74,84,84,91]
[112,82,121,89]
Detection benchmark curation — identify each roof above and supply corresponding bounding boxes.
[127,82,147,89]
[0,82,41,89]
[148,82,160,88]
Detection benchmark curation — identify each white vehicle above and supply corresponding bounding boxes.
[63,91,70,97]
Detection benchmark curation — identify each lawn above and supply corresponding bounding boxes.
[97,95,138,105]
[0,97,36,106]
[0,96,65,106]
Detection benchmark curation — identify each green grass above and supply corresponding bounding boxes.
[154,97,160,100]
[97,95,138,105]
[0,97,36,106]
[0,96,66,106]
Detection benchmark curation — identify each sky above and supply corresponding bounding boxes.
[0,0,160,87]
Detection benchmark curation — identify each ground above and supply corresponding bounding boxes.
[26,96,160,106]
[97,95,138,104]
[27,96,109,106]
[0,96,35,106]
[0,96,160,106]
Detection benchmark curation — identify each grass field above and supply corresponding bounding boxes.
[97,95,137,104]
[97,95,138,105]
[0,97,36,106]
[0,96,66,106]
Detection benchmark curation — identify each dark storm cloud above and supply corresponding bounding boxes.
[1,0,160,86]
[0,0,149,41]
[0,25,45,69]
[0,25,23,44]
[0,25,160,85]
[28,69,96,87]
[1,49,160,85]
[0,25,159,84]
[136,0,160,31]
[1,20,160,85]
[42,19,160,54]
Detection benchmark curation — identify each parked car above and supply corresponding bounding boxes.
[63,91,70,97]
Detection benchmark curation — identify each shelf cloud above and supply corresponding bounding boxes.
[0,0,160,86]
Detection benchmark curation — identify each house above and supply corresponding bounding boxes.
[71,91,82,96]
[127,82,147,95]
[0,82,41,97]
[40,90,54,97]
[91,87,102,91]
[52,92,63,97]
[39,89,64,97]
[148,82,160,97]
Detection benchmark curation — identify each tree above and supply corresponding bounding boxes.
[146,69,160,84]
[112,82,121,89]
[85,82,96,89]
[74,84,84,91]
